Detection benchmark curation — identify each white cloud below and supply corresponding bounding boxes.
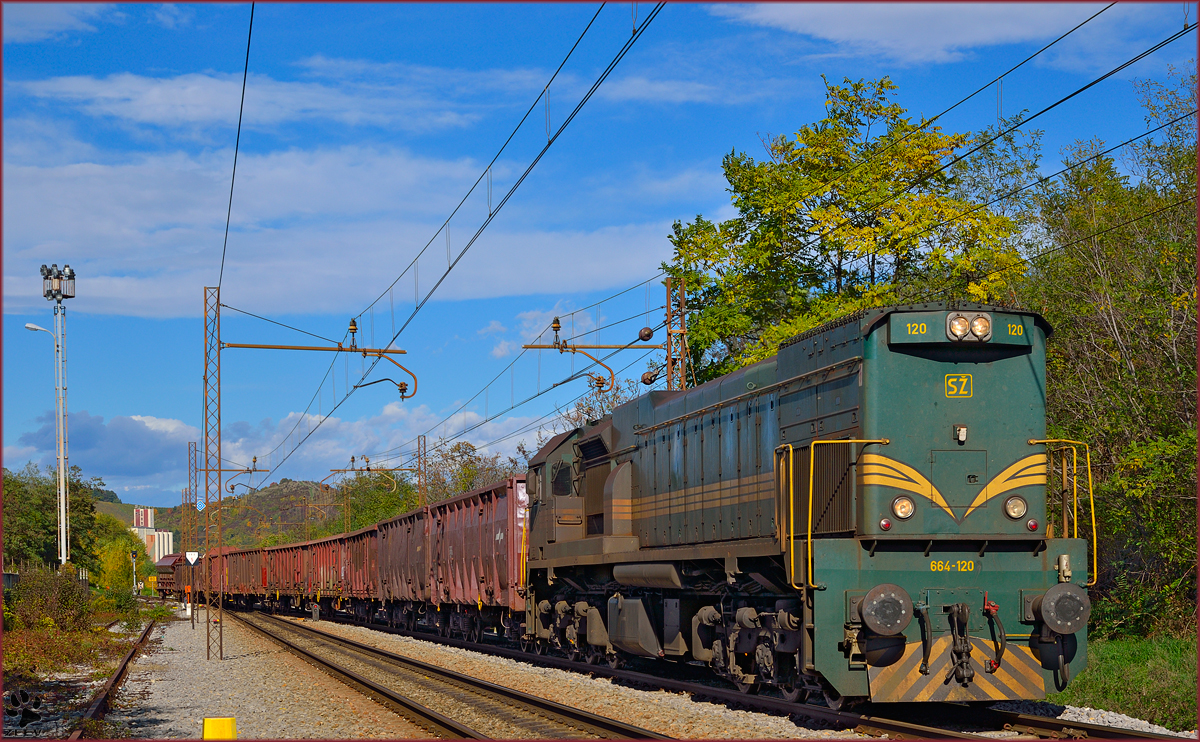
[12,57,565,135]
[598,76,722,104]
[151,4,193,29]
[3,4,115,44]
[490,339,517,358]
[3,142,674,318]
[710,3,1114,64]
[477,320,507,335]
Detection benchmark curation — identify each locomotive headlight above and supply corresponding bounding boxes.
[971,315,992,338]
[892,496,915,520]
[1004,496,1028,519]
[949,315,970,338]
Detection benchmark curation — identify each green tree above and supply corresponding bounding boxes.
[2,463,100,574]
[1020,65,1196,637]
[667,76,1032,380]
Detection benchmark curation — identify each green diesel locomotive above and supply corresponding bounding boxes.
[523,301,1093,707]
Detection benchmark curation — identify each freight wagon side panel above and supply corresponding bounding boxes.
[432,478,526,611]
[379,509,430,603]
[346,527,379,599]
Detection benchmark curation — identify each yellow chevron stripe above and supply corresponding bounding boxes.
[963,453,1047,519]
[860,453,956,520]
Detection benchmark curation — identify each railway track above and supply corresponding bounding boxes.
[68,620,157,739]
[304,611,1185,741]
[232,611,671,740]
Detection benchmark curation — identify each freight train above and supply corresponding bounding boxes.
[164,301,1094,708]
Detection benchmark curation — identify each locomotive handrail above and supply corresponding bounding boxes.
[806,439,889,588]
[1028,439,1097,587]
[780,444,800,588]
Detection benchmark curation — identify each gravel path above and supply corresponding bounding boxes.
[283,617,868,739]
[103,608,427,739]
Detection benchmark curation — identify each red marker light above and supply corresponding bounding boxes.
[1027,519,1039,531]
[880,518,892,531]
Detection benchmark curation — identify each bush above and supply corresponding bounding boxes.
[10,569,92,632]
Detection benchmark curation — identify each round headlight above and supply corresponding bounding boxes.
[892,496,915,520]
[971,315,991,338]
[1004,496,1027,519]
[949,315,970,338]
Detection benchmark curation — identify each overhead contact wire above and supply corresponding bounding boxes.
[217,2,255,289]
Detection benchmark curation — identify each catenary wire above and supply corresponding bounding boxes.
[220,303,340,344]
[357,3,608,318]
[810,22,1197,269]
[257,9,665,480]
[892,108,1197,261]
[785,2,1117,209]
[217,2,255,290]
[909,195,1197,304]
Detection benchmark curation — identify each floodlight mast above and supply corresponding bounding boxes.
[35,264,76,565]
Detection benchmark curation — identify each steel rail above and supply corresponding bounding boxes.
[312,613,984,740]
[67,620,157,739]
[251,611,670,740]
[229,611,484,739]
[966,706,1187,741]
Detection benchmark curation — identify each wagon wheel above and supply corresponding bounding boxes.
[468,621,484,644]
[585,646,603,665]
[520,636,534,653]
[733,679,760,695]
[605,651,624,669]
[533,639,548,655]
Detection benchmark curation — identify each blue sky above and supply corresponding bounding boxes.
[3,2,1194,507]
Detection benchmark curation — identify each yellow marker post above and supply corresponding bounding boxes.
[203,718,237,739]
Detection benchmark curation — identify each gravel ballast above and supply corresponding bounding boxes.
[991,700,1197,738]
[102,607,426,739]
[283,617,867,739]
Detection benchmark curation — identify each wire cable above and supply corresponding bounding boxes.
[787,3,1117,209]
[813,22,1197,268]
[258,8,666,480]
[358,3,608,317]
[217,2,255,290]
[220,303,340,344]
[912,195,1197,304]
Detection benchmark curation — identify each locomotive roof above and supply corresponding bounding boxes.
[778,301,1052,350]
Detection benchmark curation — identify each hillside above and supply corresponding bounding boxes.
[153,479,342,549]
[94,501,136,524]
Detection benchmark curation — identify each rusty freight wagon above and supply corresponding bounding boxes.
[379,477,528,640]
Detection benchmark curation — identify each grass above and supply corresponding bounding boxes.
[1048,636,1197,732]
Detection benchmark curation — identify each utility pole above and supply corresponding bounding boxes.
[521,279,687,393]
[38,264,76,565]
[664,277,689,391]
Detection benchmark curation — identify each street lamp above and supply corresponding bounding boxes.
[35,263,76,565]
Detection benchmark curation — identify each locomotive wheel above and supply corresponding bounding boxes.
[779,684,804,703]
[822,689,844,710]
